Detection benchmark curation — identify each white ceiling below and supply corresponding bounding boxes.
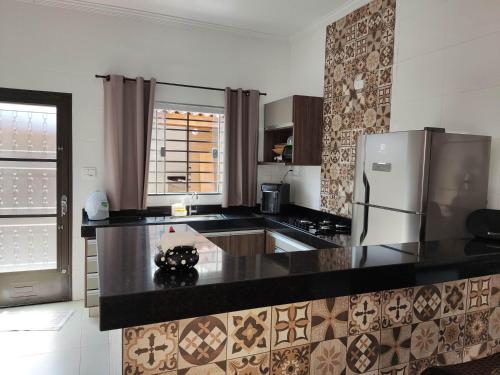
[31,0,353,37]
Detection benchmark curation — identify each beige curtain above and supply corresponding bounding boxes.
[223,88,259,207]
[103,75,156,210]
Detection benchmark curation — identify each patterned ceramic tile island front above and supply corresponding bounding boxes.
[122,274,500,375]
[320,0,396,217]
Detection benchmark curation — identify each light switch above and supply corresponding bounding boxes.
[354,76,365,90]
[82,167,97,180]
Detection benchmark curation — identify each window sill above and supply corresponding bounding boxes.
[147,193,222,206]
[148,193,221,196]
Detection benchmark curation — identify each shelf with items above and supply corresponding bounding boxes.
[263,95,323,166]
[263,126,293,164]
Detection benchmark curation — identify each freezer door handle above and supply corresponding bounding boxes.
[352,202,423,215]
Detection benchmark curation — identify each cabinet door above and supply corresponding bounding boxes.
[230,232,265,257]
[205,234,231,251]
[264,96,293,129]
[293,96,323,165]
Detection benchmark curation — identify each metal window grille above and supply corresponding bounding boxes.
[148,105,224,195]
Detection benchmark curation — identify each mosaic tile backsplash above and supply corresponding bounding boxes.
[320,0,396,217]
[123,273,500,375]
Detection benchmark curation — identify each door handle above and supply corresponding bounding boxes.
[61,194,68,217]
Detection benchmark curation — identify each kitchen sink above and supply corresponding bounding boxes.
[164,214,225,222]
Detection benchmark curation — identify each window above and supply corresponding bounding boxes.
[148,103,224,195]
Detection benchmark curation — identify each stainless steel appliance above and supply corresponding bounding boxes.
[352,129,491,246]
[284,218,350,236]
[261,183,290,214]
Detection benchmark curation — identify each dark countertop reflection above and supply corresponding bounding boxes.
[96,224,500,330]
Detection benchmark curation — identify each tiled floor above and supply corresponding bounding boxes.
[0,301,111,375]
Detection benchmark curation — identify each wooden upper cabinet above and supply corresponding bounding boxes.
[264,96,294,129]
[263,95,323,166]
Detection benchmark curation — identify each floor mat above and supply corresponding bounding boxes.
[0,309,74,331]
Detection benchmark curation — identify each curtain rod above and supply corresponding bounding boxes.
[95,75,267,96]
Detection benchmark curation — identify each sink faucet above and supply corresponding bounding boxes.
[188,192,198,215]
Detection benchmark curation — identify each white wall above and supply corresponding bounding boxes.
[0,0,291,300]
[288,0,370,210]
[287,26,326,210]
[391,0,500,208]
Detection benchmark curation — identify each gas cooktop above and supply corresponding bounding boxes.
[282,217,351,236]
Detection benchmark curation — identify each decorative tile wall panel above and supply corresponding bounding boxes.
[379,326,411,369]
[271,302,311,350]
[227,307,271,359]
[320,0,396,216]
[122,273,500,375]
[467,276,491,312]
[226,353,269,375]
[178,314,228,369]
[348,292,381,335]
[123,321,178,375]
[310,338,347,375]
[311,297,348,342]
[271,344,310,375]
[441,280,467,317]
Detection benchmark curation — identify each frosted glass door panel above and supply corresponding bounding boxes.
[0,160,56,215]
[0,103,57,159]
[0,217,57,273]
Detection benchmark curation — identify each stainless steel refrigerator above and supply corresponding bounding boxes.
[351,129,491,246]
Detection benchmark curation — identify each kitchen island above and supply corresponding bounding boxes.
[97,224,500,375]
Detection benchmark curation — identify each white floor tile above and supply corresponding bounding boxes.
[81,314,109,348]
[0,300,113,374]
[80,344,110,375]
[2,348,81,375]
[0,301,83,356]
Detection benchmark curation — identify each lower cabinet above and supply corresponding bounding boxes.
[84,238,99,309]
[205,233,231,251]
[230,231,265,257]
[265,230,277,254]
[204,230,265,257]
[265,230,316,253]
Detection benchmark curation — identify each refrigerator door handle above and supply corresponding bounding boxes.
[363,171,370,204]
[360,171,370,244]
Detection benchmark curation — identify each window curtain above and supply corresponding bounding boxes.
[103,75,156,210]
[223,88,259,207]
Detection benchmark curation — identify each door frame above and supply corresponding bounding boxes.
[0,87,72,305]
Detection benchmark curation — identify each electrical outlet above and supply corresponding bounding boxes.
[292,167,300,176]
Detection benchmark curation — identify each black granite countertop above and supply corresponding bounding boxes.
[97,223,500,330]
[81,204,351,248]
[81,211,264,237]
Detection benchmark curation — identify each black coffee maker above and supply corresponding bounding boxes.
[260,183,290,214]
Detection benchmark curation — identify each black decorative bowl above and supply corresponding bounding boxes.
[154,245,199,271]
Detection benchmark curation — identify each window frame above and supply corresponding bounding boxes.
[147,101,224,196]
